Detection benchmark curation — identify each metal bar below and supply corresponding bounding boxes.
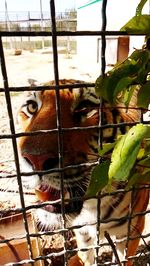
[50,0,68,264]
[0,36,34,265]
[0,82,95,92]
[0,203,149,232]
[0,30,147,37]
[95,0,108,264]
[0,119,143,139]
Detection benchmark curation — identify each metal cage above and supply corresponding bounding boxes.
[0,0,150,265]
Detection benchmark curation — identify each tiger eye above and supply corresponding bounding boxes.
[26,100,38,114]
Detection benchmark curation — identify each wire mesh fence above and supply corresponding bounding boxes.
[0,0,150,265]
[0,8,77,52]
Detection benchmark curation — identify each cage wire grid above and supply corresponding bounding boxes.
[0,0,150,265]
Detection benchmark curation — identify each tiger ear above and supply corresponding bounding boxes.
[28,78,39,87]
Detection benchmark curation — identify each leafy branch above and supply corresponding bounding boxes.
[120,0,150,34]
[95,47,150,108]
[86,0,150,197]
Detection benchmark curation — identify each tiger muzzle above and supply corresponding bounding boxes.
[21,152,84,214]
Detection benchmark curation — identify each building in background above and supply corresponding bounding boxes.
[77,0,149,80]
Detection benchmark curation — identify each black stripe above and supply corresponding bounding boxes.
[88,143,98,154]
[102,191,125,221]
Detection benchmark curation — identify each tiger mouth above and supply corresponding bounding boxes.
[35,183,84,214]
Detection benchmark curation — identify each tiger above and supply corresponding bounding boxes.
[17,79,149,266]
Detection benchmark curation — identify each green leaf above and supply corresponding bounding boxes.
[108,124,148,182]
[108,56,138,80]
[120,15,150,34]
[137,140,150,173]
[95,49,149,105]
[95,75,111,102]
[126,171,150,189]
[144,127,150,138]
[113,77,133,102]
[130,49,150,83]
[130,48,148,61]
[144,138,150,152]
[138,155,150,168]
[126,172,141,189]
[139,171,150,183]
[123,85,136,107]
[137,148,145,159]
[98,143,116,157]
[136,0,149,16]
[137,81,150,109]
[86,161,110,197]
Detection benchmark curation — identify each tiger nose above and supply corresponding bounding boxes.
[22,153,59,171]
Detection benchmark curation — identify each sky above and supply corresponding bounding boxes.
[0,0,77,13]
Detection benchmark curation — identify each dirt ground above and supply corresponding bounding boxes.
[0,48,95,88]
[0,49,149,265]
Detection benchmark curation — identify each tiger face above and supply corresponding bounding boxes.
[18,80,100,229]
